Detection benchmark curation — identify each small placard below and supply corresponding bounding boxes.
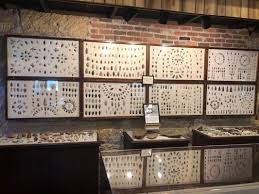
[141,149,152,157]
[142,75,154,85]
[144,104,160,125]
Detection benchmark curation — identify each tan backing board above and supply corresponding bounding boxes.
[83,82,145,117]
[149,84,204,116]
[84,41,146,79]
[7,37,79,77]
[206,84,255,115]
[150,46,205,80]
[207,49,258,81]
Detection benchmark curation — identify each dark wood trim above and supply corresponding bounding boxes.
[7,76,80,81]
[206,81,257,85]
[4,35,8,121]
[79,40,84,119]
[203,48,208,116]
[149,43,259,52]
[83,78,143,83]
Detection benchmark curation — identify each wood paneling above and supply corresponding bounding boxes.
[241,0,249,18]
[249,0,256,19]
[162,0,182,12]
[78,0,259,19]
[183,0,196,13]
[232,0,241,17]
[205,0,217,15]
[136,0,145,7]
[196,0,205,14]
[145,0,162,9]
[217,0,226,16]
[226,0,232,17]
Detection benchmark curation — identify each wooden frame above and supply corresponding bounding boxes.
[5,34,259,120]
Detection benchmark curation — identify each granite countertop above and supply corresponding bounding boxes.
[0,131,97,145]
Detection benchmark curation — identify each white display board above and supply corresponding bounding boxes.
[150,46,205,80]
[84,82,145,117]
[84,41,146,79]
[8,80,79,118]
[204,147,253,183]
[102,154,143,189]
[206,84,255,115]
[149,84,203,116]
[146,150,201,186]
[7,37,79,77]
[208,49,258,81]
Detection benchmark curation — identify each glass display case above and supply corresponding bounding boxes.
[101,144,254,194]
[192,126,259,146]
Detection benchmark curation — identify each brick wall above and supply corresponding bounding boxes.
[88,17,259,49]
[0,9,258,149]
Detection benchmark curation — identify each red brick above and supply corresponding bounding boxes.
[106,24,119,29]
[135,26,148,31]
[204,38,214,42]
[221,34,232,38]
[215,38,225,42]
[99,29,112,34]
[127,31,141,36]
[187,32,198,36]
[90,34,104,40]
[142,37,160,44]
[191,37,203,42]
[141,32,153,37]
[120,25,134,30]
[148,28,161,33]
[161,40,174,45]
[226,39,237,43]
[120,36,134,42]
[186,41,198,46]
[167,35,178,40]
[105,35,119,41]
[216,29,227,33]
[113,30,126,35]
[175,31,187,36]
[91,22,106,28]
[210,43,222,47]
[210,33,221,38]
[90,29,98,34]
[198,43,210,47]
[222,43,233,48]
[199,33,210,37]
[192,27,204,31]
[133,37,143,42]
[179,26,191,30]
[154,34,167,39]
[174,41,187,46]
